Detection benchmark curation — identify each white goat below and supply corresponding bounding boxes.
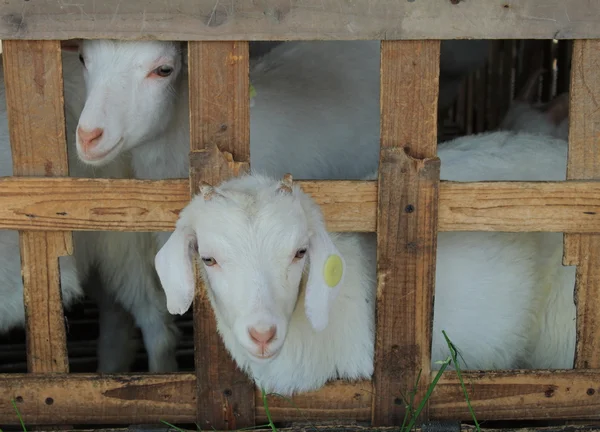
[432,130,576,371]
[0,52,83,334]
[498,68,570,141]
[59,41,181,373]
[0,46,173,373]
[154,130,576,395]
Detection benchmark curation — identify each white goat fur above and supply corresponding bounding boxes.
[154,130,576,396]
[433,131,576,372]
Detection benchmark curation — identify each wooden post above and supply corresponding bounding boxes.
[3,40,71,374]
[563,40,600,369]
[371,40,441,426]
[187,41,255,430]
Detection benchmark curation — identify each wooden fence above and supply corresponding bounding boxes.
[0,0,600,430]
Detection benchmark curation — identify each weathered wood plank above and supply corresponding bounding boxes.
[372,40,441,426]
[0,0,597,40]
[188,41,254,430]
[563,40,600,369]
[4,178,600,234]
[5,179,600,233]
[257,381,373,423]
[0,177,374,232]
[438,181,600,233]
[0,374,197,425]
[3,40,70,374]
[430,370,600,421]
[3,371,600,425]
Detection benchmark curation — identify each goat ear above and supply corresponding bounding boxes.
[154,223,197,316]
[61,40,81,52]
[304,222,346,332]
[542,92,570,126]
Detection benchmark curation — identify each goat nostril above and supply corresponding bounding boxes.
[248,326,277,345]
[77,127,104,150]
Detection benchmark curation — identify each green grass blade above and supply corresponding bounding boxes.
[11,399,27,432]
[160,420,188,432]
[442,330,481,432]
[403,359,450,432]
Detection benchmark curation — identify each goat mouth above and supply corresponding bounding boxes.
[249,349,280,361]
[79,138,124,164]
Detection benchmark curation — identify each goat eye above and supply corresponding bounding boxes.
[153,65,174,77]
[78,54,85,66]
[294,248,307,260]
[202,257,217,267]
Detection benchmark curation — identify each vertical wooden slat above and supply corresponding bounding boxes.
[187,41,254,430]
[563,40,600,369]
[3,40,71,374]
[372,40,441,426]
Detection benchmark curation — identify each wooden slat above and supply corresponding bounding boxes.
[257,381,373,423]
[430,370,600,421]
[563,40,600,369]
[5,179,600,233]
[3,371,600,425]
[372,40,441,426]
[438,181,600,233]
[0,177,374,232]
[3,40,70,374]
[0,374,197,425]
[188,41,254,430]
[0,0,599,40]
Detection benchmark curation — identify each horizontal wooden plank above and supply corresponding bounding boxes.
[438,181,600,232]
[257,380,373,423]
[430,370,600,421]
[0,177,376,232]
[0,373,197,425]
[2,178,600,233]
[2,371,600,425]
[0,0,597,41]
[0,374,370,425]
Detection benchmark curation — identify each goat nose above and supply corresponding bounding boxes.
[248,326,277,345]
[77,127,104,150]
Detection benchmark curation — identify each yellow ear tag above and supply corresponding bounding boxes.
[323,254,343,288]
